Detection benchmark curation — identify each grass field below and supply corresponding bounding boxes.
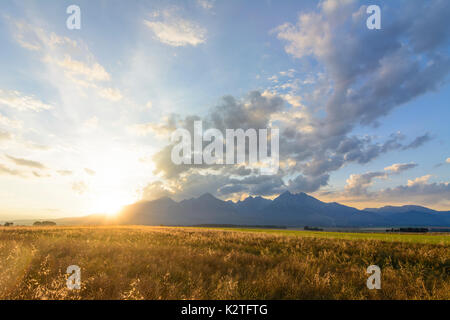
[0,226,448,300]
[219,228,450,245]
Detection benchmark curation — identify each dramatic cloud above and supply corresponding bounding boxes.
[275,0,450,135]
[144,9,207,47]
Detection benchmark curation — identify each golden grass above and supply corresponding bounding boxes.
[0,226,448,300]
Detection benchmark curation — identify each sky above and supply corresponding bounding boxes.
[0,0,449,220]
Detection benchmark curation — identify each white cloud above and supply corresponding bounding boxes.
[407,175,432,187]
[84,168,96,176]
[9,19,121,103]
[144,10,207,47]
[99,88,123,101]
[72,181,88,195]
[83,116,99,131]
[0,130,12,142]
[0,113,22,128]
[0,89,53,112]
[384,163,417,174]
[50,55,110,82]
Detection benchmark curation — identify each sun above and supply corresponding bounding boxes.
[90,193,128,216]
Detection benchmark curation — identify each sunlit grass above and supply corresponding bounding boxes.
[0,226,448,300]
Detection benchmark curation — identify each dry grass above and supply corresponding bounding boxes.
[0,226,448,300]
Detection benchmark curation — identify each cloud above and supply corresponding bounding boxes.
[402,133,433,150]
[50,54,110,82]
[9,19,120,102]
[9,18,77,52]
[0,130,12,142]
[6,155,46,169]
[407,175,432,187]
[0,163,22,176]
[345,162,417,195]
[84,168,96,176]
[72,181,88,195]
[32,171,51,178]
[275,0,450,136]
[142,81,434,201]
[83,116,99,131]
[98,88,123,101]
[128,114,178,137]
[0,113,22,128]
[287,174,330,193]
[144,9,207,47]
[57,170,73,176]
[0,89,53,112]
[377,175,450,205]
[345,171,387,196]
[384,163,418,174]
[197,0,215,10]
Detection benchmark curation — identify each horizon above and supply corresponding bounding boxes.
[1,0,450,221]
[3,190,449,223]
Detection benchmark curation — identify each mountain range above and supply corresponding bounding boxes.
[97,191,450,228]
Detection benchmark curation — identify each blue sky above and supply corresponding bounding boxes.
[0,0,449,220]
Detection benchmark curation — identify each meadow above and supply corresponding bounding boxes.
[0,226,448,300]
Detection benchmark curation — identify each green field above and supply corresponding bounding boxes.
[0,226,448,300]
[217,228,450,245]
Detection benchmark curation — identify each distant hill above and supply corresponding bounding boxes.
[113,192,450,228]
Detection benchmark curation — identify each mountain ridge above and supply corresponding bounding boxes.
[113,192,450,228]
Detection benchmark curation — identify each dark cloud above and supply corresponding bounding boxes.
[276,0,450,135]
[402,133,433,150]
[141,1,448,201]
[287,174,330,193]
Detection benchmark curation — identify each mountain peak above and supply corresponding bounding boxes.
[276,191,308,200]
[198,193,218,201]
[154,196,176,204]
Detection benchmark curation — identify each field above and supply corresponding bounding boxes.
[0,226,448,300]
